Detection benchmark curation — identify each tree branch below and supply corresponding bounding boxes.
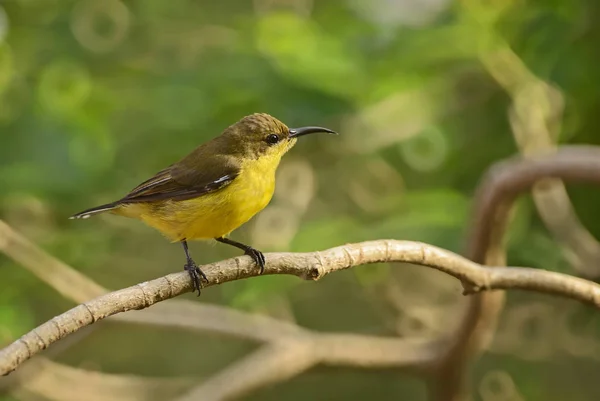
[0,219,106,303]
[0,218,307,342]
[11,357,193,401]
[175,341,316,401]
[431,144,600,400]
[2,238,600,377]
[483,41,600,279]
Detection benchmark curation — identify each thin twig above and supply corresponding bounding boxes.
[0,220,106,303]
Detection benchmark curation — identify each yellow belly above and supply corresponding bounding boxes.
[114,156,278,242]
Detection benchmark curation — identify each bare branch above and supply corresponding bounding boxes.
[174,332,442,401]
[3,146,600,401]
[1,218,442,400]
[468,145,600,262]
[177,328,444,401]
[11,358,193,401]
[0,219,310,343]
[1,218,445,400]
[115,301,305,342]
[2,235,600,377]
[175,341,316,401]
[432,144,600,400]
[172,311,443,401]
[482,44,600,278]
[0,220,106,303]
[314,333,440,370]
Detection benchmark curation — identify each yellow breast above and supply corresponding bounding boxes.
[118,153,281,242]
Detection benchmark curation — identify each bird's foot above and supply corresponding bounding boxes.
[184,260,208,296]
[244,247,266,274]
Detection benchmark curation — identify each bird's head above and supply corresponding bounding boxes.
[226,113,337,160]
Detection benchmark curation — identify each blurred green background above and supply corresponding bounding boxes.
[2,0,600,400]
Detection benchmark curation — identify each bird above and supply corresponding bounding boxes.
[70,113,338,295]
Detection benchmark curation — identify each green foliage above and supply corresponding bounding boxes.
[256,11,365,99]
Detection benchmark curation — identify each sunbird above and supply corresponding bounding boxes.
[70,113,337,294]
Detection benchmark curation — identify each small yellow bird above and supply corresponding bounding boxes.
[70,113,337,294]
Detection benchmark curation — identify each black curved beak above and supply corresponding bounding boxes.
[289,126,338,138]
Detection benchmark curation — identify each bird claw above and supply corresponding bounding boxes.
[244,247,265,274]
[184,260,208,296]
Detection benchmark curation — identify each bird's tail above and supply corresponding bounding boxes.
[69,202,119,220]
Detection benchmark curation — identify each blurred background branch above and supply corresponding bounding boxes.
[480,30,600,280]
[432,145,600,400]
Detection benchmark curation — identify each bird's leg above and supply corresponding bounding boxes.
[181,240,208,296]
[215,237,266,274]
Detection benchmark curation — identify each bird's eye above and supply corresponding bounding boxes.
[265,134,280,145]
